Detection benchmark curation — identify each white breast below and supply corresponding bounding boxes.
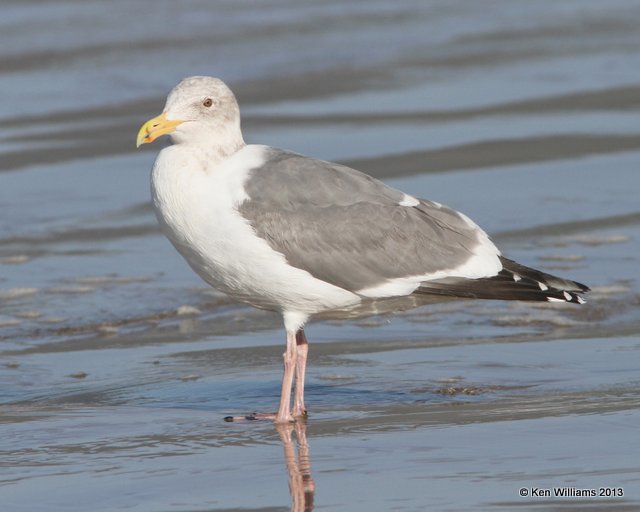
[150,144,361,317]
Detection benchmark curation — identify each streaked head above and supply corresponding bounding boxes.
[136,76,243,149]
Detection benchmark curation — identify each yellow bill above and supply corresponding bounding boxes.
[136,112,184,147]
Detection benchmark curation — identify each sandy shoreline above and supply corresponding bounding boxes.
[2,1,640,510]
[2,83,639,174]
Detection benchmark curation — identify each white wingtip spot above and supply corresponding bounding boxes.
[563,291,572,301]
[538,282,549,291]
[512,273,522,282]
[547,297,564,302]
[399,194,420,207]
[577,296,586,304]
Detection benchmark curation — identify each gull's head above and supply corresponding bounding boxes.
[136,76,243,150]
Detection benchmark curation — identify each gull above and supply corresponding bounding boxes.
[136,76,589,423]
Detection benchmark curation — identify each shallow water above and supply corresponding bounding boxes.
[1,1,640,511]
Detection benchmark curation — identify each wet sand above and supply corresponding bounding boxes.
[2,1,640,510]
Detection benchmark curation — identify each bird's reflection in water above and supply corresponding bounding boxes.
[276,422,316,512]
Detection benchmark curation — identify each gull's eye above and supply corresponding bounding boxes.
[202,98,213,108]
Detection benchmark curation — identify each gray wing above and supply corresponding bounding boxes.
[239,148,486,292]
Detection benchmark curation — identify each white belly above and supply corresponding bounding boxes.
[150,144,361,315]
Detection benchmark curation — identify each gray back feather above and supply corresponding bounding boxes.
[239,149,482,292]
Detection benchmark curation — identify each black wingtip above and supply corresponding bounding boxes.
[545,289,587,305]
[416,258,590,305]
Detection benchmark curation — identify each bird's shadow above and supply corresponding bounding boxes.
[276,422,316,512]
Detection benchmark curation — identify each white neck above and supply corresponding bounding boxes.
[170,117,246,165]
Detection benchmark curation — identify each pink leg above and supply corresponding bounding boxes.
[293,329,309,417]
[225,328,307,423]
[275,330,297,423]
